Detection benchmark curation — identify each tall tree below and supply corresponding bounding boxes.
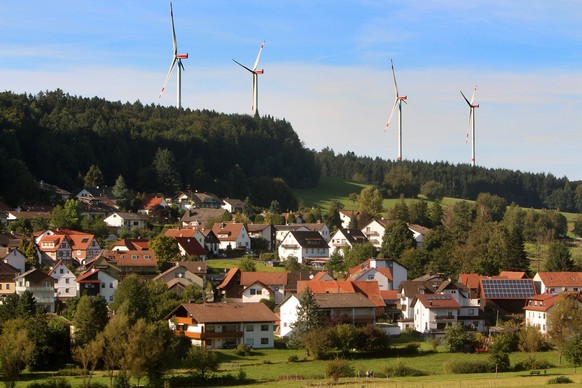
[0,318,35,388]
[186,345,219,381]
[545,241,574,272]
[83,164,104,189]
[150,234,180,265]
[288,287,323,351]
[152,148,181,195]
[358,186,384,221]
[379,220,415,260]
[474,192,507,223]
[548,293,582,366]
[110,275,149,324]
[73,295,108,347]
[564,333,582,372]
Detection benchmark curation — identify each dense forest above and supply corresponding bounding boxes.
[0,90,318,208]
[1,90,580,214]
[315,149,582,213]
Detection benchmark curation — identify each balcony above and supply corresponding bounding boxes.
[280,244,299,249]
[176,330,243,340]
[433,314,456,323]
[174,317,194,325]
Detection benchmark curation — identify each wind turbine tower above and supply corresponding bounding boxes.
[385,59,407,161]
[159,1,188,108]
[233,41,266,116]
[460,86,479,167]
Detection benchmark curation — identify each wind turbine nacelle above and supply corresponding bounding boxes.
[399,96,407,101]
[177,54,188,59]
[255,69,264,74]
[473,104,479,108]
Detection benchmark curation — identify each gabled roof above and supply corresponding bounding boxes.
[458,273,482,290]
[164,228,199,238]
[246,224,271,233]
[298,280,355,294]
[480,278,536,299]
[288,230,328,248]
[524,292,582,312]
[217,267,240,289]
[110,239,150,251]
[380,289,399,302]
[499,271,528,279]
[107,211,147,221]
[536,272,582,287]
[212,222,246,242]
[15,268,53,284]
[242,280,275,295]
[76,269,102,283]
[339,209,359,217]
[166,302,278,323]
[240,272,288,286]
[175,237,207,256]
[181,208,227,224]
[333,228,368,244]
[0,261,19,276]
[349,266,393,282]
[413,293,460,309]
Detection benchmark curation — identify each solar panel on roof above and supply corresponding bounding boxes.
[481,279,535,299]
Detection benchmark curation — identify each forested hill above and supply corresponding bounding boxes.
[0,90,319,207]
[315,149,582,213]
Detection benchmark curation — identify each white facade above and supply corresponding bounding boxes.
[278,232,329,264]
[278,295,300,337]
[368,258,408,290]
[15,271,55,313]
[3,249,26,273]
[50,262,78,299]
[350,268,392,290]
[103,212,147,230]
[241,282,274,303]
[361,219,386,249]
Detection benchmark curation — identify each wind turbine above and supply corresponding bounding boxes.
[385,59,407,161]
[159,1,188,108]
[460,86,479,167]
[233,41,265,116]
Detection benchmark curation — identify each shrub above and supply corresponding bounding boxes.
[233,343,252,356]
[56,368,83,376]
[444,360,491,374]
[27,380,72,388]
[383,360,427,377]
[513,355,552,371]
[326,359,354,382]
[547,375,573,384]
[288,354,299,363]
[400,342,421,355]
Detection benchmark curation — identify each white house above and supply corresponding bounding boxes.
[211,222,251,250]
[361,218,429,251]
[15,269,55,313]
[411,293,460,335]
[103,212,148,232]
[524,292,582,334]
[278,230,329,264]
[338,210,359,229]
[166,302,279,349]
[356,258,408,290]
[3,248,26,273]
[533,272,582,294]
[328,228,369,257]
[348,266,393,290]
[407,224,431,249]
[76,268,119,303]
[48,260,78,300]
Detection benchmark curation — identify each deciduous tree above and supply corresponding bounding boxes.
[548,293,582,366]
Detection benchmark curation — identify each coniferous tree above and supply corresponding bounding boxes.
[379,220,415,260]
[83,164,104,189]
[545,241,574,272]
[73,295,108,347]
[287,287,323,350]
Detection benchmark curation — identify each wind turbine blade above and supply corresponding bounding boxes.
[470,85,477,104]
[179,58,185,72]
[170,2,177,55]
[233,59,254,73]
[252,41,266,71]
[391,59,399,97]
[385,98,399,131]
[460,90,472,106]
[159,58,177,98]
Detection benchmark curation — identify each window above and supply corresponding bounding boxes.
[468,309,474,315]
[367,275,375,280]
[102,283,105,289]
[109,295,113,301]
[65,278,69,284]
[261,324,269,331]
[261,338,269,345]
[65,288,69,293]
[110,283,113,288]
[6,284,9,290]
[59,268,64,274]
[250,289,257,295]
[274,286,279,291]
[246,325,254,332]
[0,284,2,290]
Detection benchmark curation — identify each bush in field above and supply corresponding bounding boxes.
[547,375,573,384]
[287,354,299,363]
[383,360,427,377]
[233,344,252,356]
[444,360,491,374]
[27,379,72,388]
[303,327,333,360]
[513,355,552,371]
[326,359,354,382]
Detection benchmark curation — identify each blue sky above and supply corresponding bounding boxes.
[1,1,581,180]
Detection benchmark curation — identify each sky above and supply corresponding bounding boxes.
[1,1,581,181]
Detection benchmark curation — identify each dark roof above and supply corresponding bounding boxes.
[289,230,328,248]
[314,293,377,309]
[480,278,536,299]
[166,302,278,323]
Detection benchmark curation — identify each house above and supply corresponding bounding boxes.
[154,263,205,296]
[350,258,408,290]
[78,196,119,219]
[181,208,227,228]
[139,195,169,215]
[211,222,251,251]
[246,224,276,251]
[166,302,279,349]
[101,249,158,279]
[479,277,537,315]
[533,272,582,294]
[48,260,77,300]
[407,224,431,249]
[109,239,150,252]
[165,228,206,249]
[222,198,244,214]
[175,237,208,260]
[103,212,148,232]
[274,224,310,246]
[6,210,51,225]
[191,192,223,209]
[36,229,101,265]
[38,181,72,202]
[348,265,393,291]
[15,269,55,312]
[279,292,377,338]
[524,292,582,334]
[284,269,334,295]
[278,230,330,265]
[216,268,287,304]
[1,248,27,273]
[397,275,445,330]
[328,228,368,257]
[76,268,119,303]
[339,210,359,229]
[0,262,18,296]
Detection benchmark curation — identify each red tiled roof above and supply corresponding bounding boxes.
[175,237,207,256]
[536,272,582,288]
[414,293,460,309]
[164,228,199,238]
[217,267,240,289]
[212,222,245,242]
[240,272,288,286]
[499,271,528,279]
[104,250,157,267]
